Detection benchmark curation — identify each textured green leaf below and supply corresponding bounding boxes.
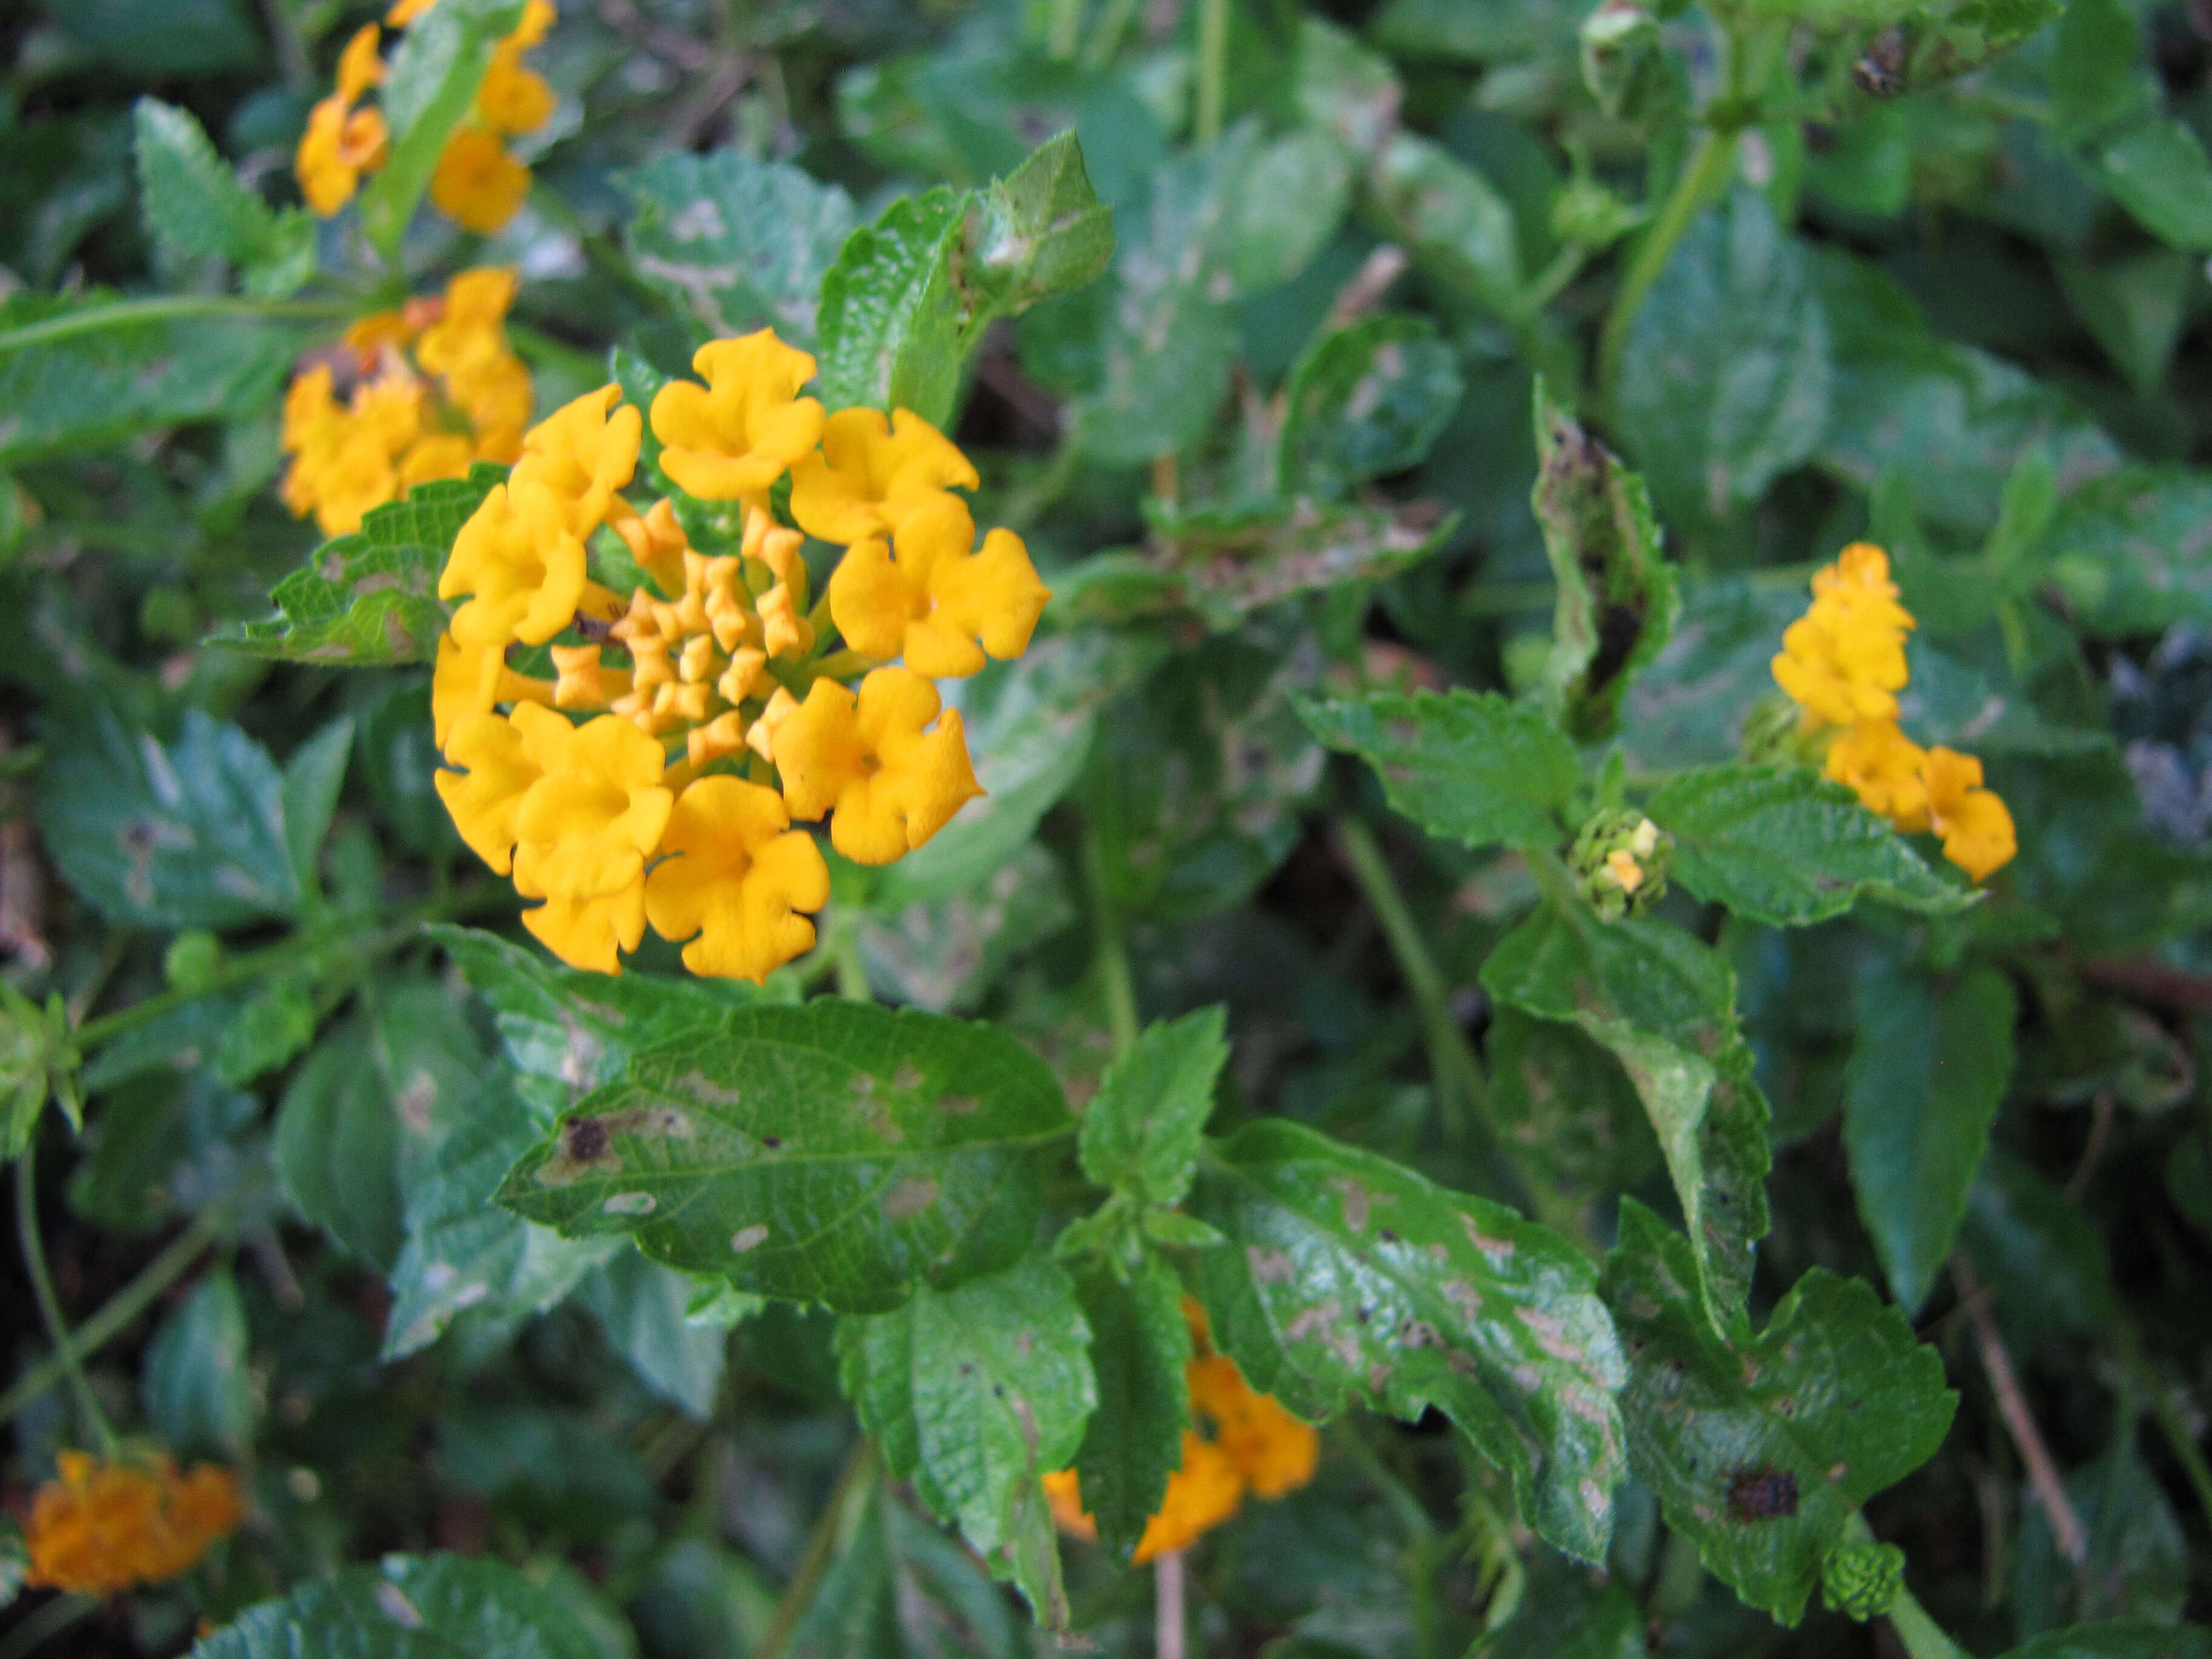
[498,1004,1074,1313]
[358,0,527,255]
[36,703,301,930]
[837,1258,1094,1624]
[1843,959,2016,1312]
[1600,1199,1957,1625]
[1487,1007,1663,1205]
[1481,905,1771,1329]
[1651,765,1969,927]
[2043,468,2212,636]
[1530,387,1678,740]
[1189,1119,1627,1561]
[132,97,308,290]
[275,1021,406,1270]
[2096,119,2212,252]
[622,149,856,345]
[218,467,499,665]
[1362,132,1521,315]
[1067,1256,1190,1562]
[0,292,295,466]
[193,1552,609,1659]
[1279,315,1463,501]
[1295,688,1578,852]
[142,1267,253,1459]
[214,974,318,1085]
[1079,1007,1227,1206]
[1616,190,1829,527]
[575,1248,730,1419]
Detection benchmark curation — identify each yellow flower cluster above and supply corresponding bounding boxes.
[295,0,553,235]
[430,327,1051,980]
[24,1451,246,1597]
[281,268,532,536]
[1044,1301,1319,1563]
[1772,543,2016,882]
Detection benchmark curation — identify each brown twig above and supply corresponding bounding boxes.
[1324,244,1410,330]
[1155,1550,1186,1659]
[2074,953,2212,1013]
[2064,1090,2116,1203]
[1951,1255,2089,1566]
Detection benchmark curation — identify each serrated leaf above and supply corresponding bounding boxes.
[36,703,301,929]
[1615,189,1829,528]
[576,1248,729,1419]
[1188,1119,1627,1562]
[1079,1007,1227,1206]
[1279,315,1463,501]
[1361,132,1521,315]
[1067,1256,1190,1561]
[837,1257,1094,1624]
[1843,957,2016,1312]
[217,467,500,665]
[192,1552,609,1659]
[621,149,856,346]
[1651,764,1970,927]
[359,0,528,256]
[0,291,297,466]
[275,1021,405,1270]
[1481,905,1771,1329]
[142,1267,253,1460]
[1295,688,1578,852]
[132,98,289,272]
[1530,386,1679,740]
[497,1004,1075,1313]
[1600,1199,1957,1625]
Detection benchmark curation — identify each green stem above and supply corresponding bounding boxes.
[1081,0,1143,69]
[0,1207,224,1429]
[1195,0,1229,146]
[1510,242,1589,322]
[14,1139,118,1455]
[1888,1584,1967,1659]
[507,321,611,384]
[757,1438,881,1659]
[1524,846,1584,914]
[1084,828,1139,1061]
[834,914,873,1004]
[0,1592,100,1659]
[1047,0,1085,59]
[0,295,353,356]
[1595,127,1738,397]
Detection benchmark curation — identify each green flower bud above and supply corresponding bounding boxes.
[165,929,224,993]
[1580,0,1666,122]
[1738,691,1823,768]
[1551,176,1646,252]
[1569,806,1672,920]
[1820,1539,1905,1621]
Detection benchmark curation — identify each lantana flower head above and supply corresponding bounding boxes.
[24,1451,246,1597]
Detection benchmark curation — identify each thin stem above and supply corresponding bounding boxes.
[0,1592,100,1659]
[1888,1585,1968,1659]
[1154,1549,1186,1659]
[1047,0,1085,59]
[1081,0,1144,68]
[0,295,352,355]
[507,321,611,383]
[1510,241,1589,321]
[1951,1254,2088,1566]
[1195,0,1228,146]
[14,1140,117,1455]
[1595,127,1738,397]
[834,919,872,1004]
[757,1438,881,1659]
[0,1208,224,1429]
[1084,828,1139,1061]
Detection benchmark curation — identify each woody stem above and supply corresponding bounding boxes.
[14,1136,119,1456]
[1156,1549,1187,1659]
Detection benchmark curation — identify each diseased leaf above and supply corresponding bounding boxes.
[1843,958,2016,1312]
[967,130,1118,319]
[1295,688,1578,852]
[837,1258,1094,1625]
[1361,132,1521,316]
[859,841,1076,1015]
[1067,1256,1190,1561]
[1079,1007,1228,1207]
[192,1552,609,1659]
[1487,1008,1663,1205]
[1651,765,1970,927]
[1189,1119,1627,1562]
[1111,501,1456,632]
[497,1004,1075,1313]
[1279,315,1464,501]
[1481,904,1771,1329]
[1601,1199,1957,1625]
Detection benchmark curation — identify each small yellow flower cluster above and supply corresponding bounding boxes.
[1772,543,2016,881]
[1044,1301,1319,1563]
[24,1451,246,1597]
[295,0,554,235]
[281,268,532,536]
[430,327,1051,980]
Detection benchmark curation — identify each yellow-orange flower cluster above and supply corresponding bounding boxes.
[1772,543,2016,882]
[430,327,1051,980]
[294,0,554,235]
[1044,1301,1318,1563]
[281,269,532,536]
[23,1451,246,1597]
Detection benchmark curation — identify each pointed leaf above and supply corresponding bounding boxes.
[1279,315,1464,501]
[192,1552,610,1659]
[1067,1256,1190,1561]
[1079,1006,1227,1206]
[281,715,354,896]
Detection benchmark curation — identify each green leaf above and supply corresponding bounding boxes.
[837,1257,1094,1624]
[281,714,354,897]
[142,1267,253,1459]
[1279,315,1464,501]
[1843,958,2016,1312]
[218,468,500,665]
[1361,132,1522,317]
[786,1483,1025,1659]
[1483,1550,1646,1659]
[1188,1119,1627,1561]
[1529,385,1678,740]
[1600,1199,1956,1625]
[2055,248,2193,398]
[358,0,528,257]
[2094,119,2212,252]
[2042,467,2212,637]
[36,703,301,930]
[1079,1007,1227,1206]
[1616,577,1803,772]
[275,1021,406,1270]
[50,0,264,76]
[1957,1150,2119,1342]
[1481,905,1771,1329]
[1487,1007,1662,1204]
[1117,502,1457,632]
[859,841,1076,1014]
[193,1552,610,1659]
[2050,0,2154,146]
[1067,1255,1190,1561]
[0,292,296,466]
[2015,1443,2189,1632]
[575,1248,730,1419]
[1615,190,1829,528]
[1221,131,1355,294]
[214,974,318,1085]
[1650,764,1970,927]
[621,149,857,345]
[1999,1624,2212,1659]
[132,97,307,289]
[1294,688,1578,852]
[967,130,1118,320]
[497,1003,1074,1313]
